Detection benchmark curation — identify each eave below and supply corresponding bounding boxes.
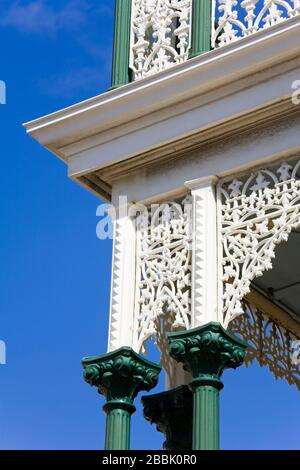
[24,16,300,202]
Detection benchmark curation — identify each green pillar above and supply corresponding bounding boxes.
[189,0,212,59]
[191,379,221,450]
[168,322,247,450]
[111,0,132,89]
[82,346,161,450]
[104,401,134,450]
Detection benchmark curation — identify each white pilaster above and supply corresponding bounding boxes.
[107,209,136,351]
[185,176,219,326]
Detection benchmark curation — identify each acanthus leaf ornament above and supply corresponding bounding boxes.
[167,322,247,382]
[142,385,193,450]
[82,347,161,403]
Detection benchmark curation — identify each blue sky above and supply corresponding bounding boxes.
[0,0,299,450]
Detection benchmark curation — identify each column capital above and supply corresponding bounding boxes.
[82,346,161,405]
[168,322,248,387]
[142,386,193,450]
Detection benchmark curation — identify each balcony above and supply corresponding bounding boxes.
[24,1,300,206]
[130,0,300,80]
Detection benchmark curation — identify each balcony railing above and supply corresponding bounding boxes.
[130,0,192,80]
[213,0,300,48]
[126,0,300,82]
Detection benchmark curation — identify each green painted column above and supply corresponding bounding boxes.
[82,346,161,450]
[191,379,222,450]
[111,0,132,89]
[104,402,134,450]
[168,322,247,450]
[189,0,212,59]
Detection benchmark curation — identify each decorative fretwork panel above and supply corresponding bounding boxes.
[130,0,192,80]
[212,0,300,49]
[134,195,192,377]
[218,158,300,328]
[229,300,300,389]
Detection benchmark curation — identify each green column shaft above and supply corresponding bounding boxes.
[189,0,212,59]
[83,347,161,451]
[111,0,132,89]
[192,384,220,450]
[167,323,248,452]
[104,402,134,450]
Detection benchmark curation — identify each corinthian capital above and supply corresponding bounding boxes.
[82,346,161,404]
[168,322,247,385]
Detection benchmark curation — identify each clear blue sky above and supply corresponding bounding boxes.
[0,0,299,450]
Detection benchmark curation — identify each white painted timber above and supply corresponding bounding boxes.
[24,17,300,204]
[185,177,219,326]
[107,211,136,351]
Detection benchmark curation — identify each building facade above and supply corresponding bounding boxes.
[25,1,300,450]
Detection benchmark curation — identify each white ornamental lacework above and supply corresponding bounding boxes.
[134,196,192,376]
[229,299,300,389]
[219,158,300,328]
[130,0,192,80]
[212,0,300,48]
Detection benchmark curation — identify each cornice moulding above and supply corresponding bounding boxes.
[24,17,300,201]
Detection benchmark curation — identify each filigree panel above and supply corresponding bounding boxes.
[134,195,192,377]
[212,0,300,49]
[219,158,300,327]
[130,0,192,80]
[229,300,300,389]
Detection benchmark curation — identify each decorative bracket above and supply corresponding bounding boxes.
[218,158,300,328]
[142,385,193,450]
[229,292,300,389]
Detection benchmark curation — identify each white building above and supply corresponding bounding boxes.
[24,1,300,450]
